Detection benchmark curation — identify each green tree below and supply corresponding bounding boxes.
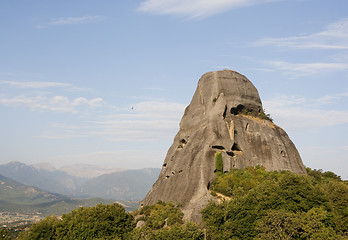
[20,203,135,240]
[19,215,60,240]
[255,210,301,239]
[203,166,348,239]
[128,222,204,240]
[0,227,14,240]
[301,207,338,240]
[55,203,134,239]
[135,201,183,230]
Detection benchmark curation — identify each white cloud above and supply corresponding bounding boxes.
[133,101,186,120]
[265,60,348,77]
[314,91,348,104]
[0,95,104,113]
[254,18,348,50]
[0,80,73,89]
[92,101,187,142]
[36,100,187,142]
[263,95,348,129]
[0,80,90,92]
[49,15,104,25]
[137,0,280,19]
[35,15,105,28]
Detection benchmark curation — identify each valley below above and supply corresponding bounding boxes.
[0,161,159,231]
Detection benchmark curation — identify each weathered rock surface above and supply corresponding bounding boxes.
[141,70,306,222]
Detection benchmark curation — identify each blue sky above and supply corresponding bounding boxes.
[1,0,347,179]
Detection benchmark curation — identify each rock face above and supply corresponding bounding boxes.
[141,70,306,222]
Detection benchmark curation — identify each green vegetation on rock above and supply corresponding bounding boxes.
[130,201,204,240]
[214,152,223,174]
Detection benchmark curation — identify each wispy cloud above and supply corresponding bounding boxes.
[0,80,88,92]
[0,95,103,113]
[265,60,348,77]
[49,15,105,25]
[137,0,281,19]
[263,94,348,130]
[36,15,105,28]
[0,80,72,89]
[92,101,186,141]
[314,91,348,104]
[254,18,348,50]
[39,100,186,141]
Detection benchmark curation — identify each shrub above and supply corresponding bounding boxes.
[214,152,223,174]
[258,109,273,122]
[136,201,184,229]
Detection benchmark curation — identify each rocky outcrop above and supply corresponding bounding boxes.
[141,70,306,222]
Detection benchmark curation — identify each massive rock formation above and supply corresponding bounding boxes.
[141,70,306,222]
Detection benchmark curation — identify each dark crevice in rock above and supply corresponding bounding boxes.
[232,143,242,151]
[230,104,245,115]
[163,163,167,168]
[172,171,175,175]
[223,105,227,119]
[178,170,183,173]
[207,182,211,190]
[226,151,234,157]
[281,150,286,157]
[178,139,187,150]
[165,176,170,179]
[212,145,225,150]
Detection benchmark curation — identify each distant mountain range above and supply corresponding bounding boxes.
[0,161,160,201]
[76,168,161,200]
[0,174,116,216]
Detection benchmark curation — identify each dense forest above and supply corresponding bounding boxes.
[2,166,347,239]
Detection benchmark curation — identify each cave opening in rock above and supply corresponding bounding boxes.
[232,142,242,151]
[212,145,225,150]
[180,139,187,144]
[230,104,245,115]
[226,151,234,157]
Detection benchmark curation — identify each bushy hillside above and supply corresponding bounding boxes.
[203,166,347,239]
[9,167,347,239]
[17,202,204,240]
